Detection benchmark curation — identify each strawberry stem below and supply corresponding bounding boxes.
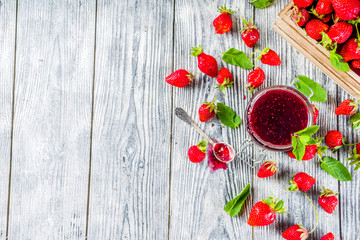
[302,192,318,234]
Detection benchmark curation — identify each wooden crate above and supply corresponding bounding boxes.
[273,1,360,100]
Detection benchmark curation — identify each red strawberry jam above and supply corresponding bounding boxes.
[247,86,312,150]
[214,143,234,162]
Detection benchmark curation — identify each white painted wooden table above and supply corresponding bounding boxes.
[0,0,359,239]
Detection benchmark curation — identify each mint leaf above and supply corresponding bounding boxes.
[292,136,306,161]
[249,0,275,9]
[299,135,317,145]
[222,48,254,69]
[224,183,251,216]
[216,103,242,129]
[294,76,327,102]
[350,112,360,130]
[330,51,350,72]
[294,125,319,136]
[321,157,352,181]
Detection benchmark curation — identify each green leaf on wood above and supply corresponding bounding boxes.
[216,103,242,129]
[249,0,275,9]
[224,183,251,216]
[350,112,360,130]
[294,76,327,102]
[222,48,254,69]
[321,156,352,181]
[330,50,350,73]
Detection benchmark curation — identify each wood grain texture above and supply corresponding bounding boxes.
[0,0,16,238]
[8,0,95,238]
[253,1,341,239]
[169,1,255,239]
[86,0,173,239]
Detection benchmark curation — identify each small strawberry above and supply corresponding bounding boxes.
[216,68,233,93]
[188,140,207,163]
[340,38,360,61]
[318,187,339,214]
[257,161,277,178]
[325,130,343,150]
[293,0,314,8]
[282,224,308,240]
[320,232,335,240]
[166,69,196,88]
[191,45,218,77]
[332,0,360,21]
[287,145,317,161]
[257,48,281,66]
[312,104,319,124]
[352,59,360,68]
[321,22,353,49]
[305,19,329,40]
[345,143,360,170]
[315,0,333,15]
[335,99,359,115]
[213,5,234,34]
[198,97,217,122]
[247,196,286,226]
[291,7,311,27]
[246,67,265,94]
[241,18,260,48]
[286,172,316,192]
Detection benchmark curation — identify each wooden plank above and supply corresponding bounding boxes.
[254,1,340,239]
[0,0,17,238]
[169,1,255,239]
[8,0,96,238]
[86,0,173,239]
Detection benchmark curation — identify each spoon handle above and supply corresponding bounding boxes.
[175,108,215,145]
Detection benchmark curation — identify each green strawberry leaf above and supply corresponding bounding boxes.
[216,103,242,129]
[294,125,319,136]
[330,50,350,73]
[294,76,327,102]
[292,136,306,161]
[321,156,352,181]
[291,126,319,161]
[224,183,251,216]
[299,135,317,145]
[222,48,254,69]
[350,112,360,130]
[249,0,275,9]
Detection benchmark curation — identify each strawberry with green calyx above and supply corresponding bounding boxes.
[320,232,335,240]
[345,143,360,170]
[241,18,259,48]
[282,224,308,240]
[257,161,277,178]
[291,6,311,27]
[320,22,353,50]
[213,5,234,34]
[288,137,328,161]
[188,140,207,163]
[247,196,286,226]
[335,99,359,115]
[166,69,197,88]
[315,0,333,15]
[215,68,233,93]
[198,97,217,122]
[325,130,357,153]
[255,47,281,66]
[305,19,329,40]
[291,125,319,161]
[191,45,218,77]
[318,186,339,214]
[286,172,316,192]
[340,22,360,62]
[309,7,331,23]
[246,67,265,94]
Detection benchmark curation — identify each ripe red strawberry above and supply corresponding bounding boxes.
[352,59,360,68]
[257,161,277,178]
[340,38,360,61]
[318,187,339,214]
[191,45,218,77]
[321,22,353,49]
[216,68,233,93]
[293,0,314,8]
[188,140,207,163]
[282,224,308,240]
[315,0,334,15]
[320,232,335,240]
[291,7,311,27]
[305,19,329,40]
[166,69,195,88]
[325,130,343,149]
[247,67,265,94]
[335,99,359,115]
[241,18,259,48]
[213,5,234,34]
[332,0,360,21]
[309,8,332,23]
[286,172,316,192]
[247,196,286,226]
[312,104,319,124]
[287,145,317,161]
[257,48,281,66]
[198,97,217,122]
[357,142,360,153]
